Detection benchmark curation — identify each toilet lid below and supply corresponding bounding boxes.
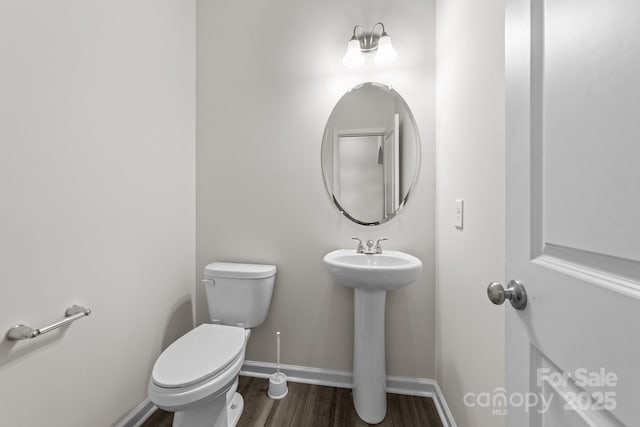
[204,262,276,279]
[152,324,245,388]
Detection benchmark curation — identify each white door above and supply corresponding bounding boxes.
[503,0,640,426]
[336,134,385,222]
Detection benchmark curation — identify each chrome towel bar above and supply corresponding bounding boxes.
[6,305,91,341]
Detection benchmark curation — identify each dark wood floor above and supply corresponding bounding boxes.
[142,376,442,427]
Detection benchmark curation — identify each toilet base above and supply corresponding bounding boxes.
[227,393,244,427]
[172,391,244,427]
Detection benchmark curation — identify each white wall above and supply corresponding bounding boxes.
[197,0,436,378]
[435,0,506,426]
[0,1,195,425]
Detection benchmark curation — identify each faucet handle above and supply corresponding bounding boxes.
[374,238,388,253]
[352,237,365,253]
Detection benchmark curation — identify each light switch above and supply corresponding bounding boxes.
[455,199,464,229]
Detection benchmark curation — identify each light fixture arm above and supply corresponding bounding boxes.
[371,22,386,37]
[351,25,366,40]
[350,22,387,52]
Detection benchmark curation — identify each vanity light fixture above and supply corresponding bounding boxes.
[342,22,398,68]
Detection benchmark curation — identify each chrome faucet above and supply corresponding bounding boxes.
[352,237,388,254]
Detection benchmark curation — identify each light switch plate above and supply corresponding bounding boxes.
[455,199,464,229]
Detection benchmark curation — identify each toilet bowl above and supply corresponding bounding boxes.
[148,262,276,427]
[148,325,249,427]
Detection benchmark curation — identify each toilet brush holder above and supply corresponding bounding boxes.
[268,371,288,399]
[268,331,288,399]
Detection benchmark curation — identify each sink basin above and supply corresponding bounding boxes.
[323,248,423,424]
[323,249,422,291]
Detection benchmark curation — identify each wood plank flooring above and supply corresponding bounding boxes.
[142,376,442,427]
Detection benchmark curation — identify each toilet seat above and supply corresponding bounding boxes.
[149,324,247,412]
[152,324,245,389]
[149,348,245,412]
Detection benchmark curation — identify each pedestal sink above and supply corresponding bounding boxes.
[323,249,422,424]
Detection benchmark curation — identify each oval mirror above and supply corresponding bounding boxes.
[321,82,421,225]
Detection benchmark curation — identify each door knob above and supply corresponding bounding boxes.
[487,280,527,310]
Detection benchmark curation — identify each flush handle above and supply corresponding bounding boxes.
[487,280,527,310]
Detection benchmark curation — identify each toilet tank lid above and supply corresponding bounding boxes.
[204,262,277,279]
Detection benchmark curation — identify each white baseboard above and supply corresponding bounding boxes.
[241,360,456,427]
[117,361,457,427]
[429,381,458,427]
[115,397,157,427]
[240,360,352,389]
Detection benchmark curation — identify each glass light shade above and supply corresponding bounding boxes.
[374,34,397,65]
[342,38,365,68]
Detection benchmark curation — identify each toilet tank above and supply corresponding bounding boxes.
[203,262,276,328]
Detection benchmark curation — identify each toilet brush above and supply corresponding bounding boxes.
[267,331,288,399]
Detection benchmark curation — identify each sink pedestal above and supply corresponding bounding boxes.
[353,288,387,424]
[322,249,422,424]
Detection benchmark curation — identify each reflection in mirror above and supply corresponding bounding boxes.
[321,82,420,225]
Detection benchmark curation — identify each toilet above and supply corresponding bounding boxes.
[148,262,277,427]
